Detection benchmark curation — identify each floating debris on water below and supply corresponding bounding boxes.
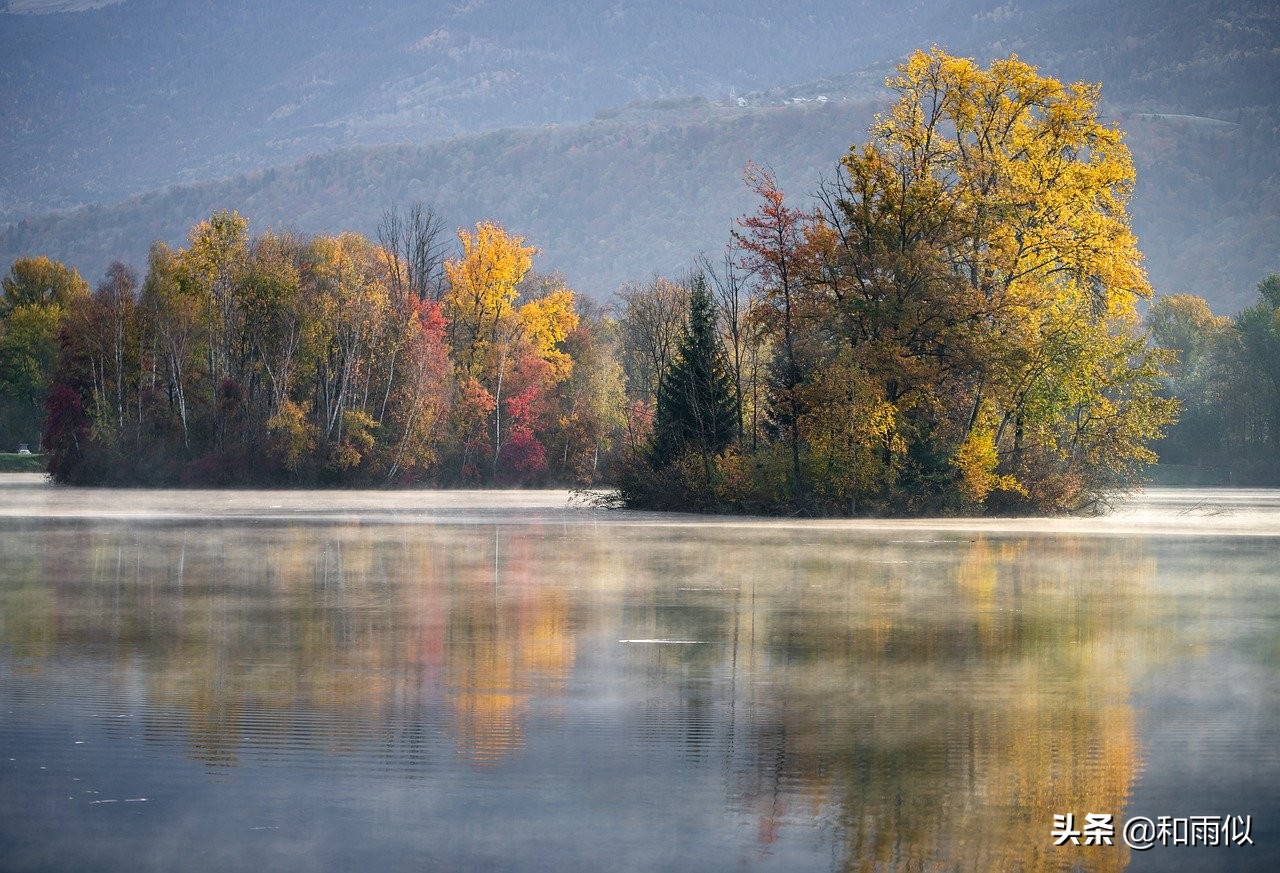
[619,639,713,645]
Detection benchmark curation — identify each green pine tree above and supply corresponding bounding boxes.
[651,273,738,468]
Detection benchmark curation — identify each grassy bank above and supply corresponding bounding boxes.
[0,453,45,473]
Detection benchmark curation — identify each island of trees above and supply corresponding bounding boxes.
[1,49,1276,514]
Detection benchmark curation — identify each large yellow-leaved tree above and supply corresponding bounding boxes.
[794,47,1176,512]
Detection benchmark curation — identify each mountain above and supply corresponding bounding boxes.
[0,0,984,220]
[0,97,878,298]
[1,0,1277,310]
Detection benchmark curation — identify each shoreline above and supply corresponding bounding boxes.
[2,474,1278,537]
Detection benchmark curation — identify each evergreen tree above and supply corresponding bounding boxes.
[651,273,738,468]
[1233,273,1280,477]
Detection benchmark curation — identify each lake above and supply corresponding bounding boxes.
[1,475,1277,871]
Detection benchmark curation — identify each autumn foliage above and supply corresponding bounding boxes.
[25,212,622,487]
[619,49,1179,515]
[8,49,1194,512]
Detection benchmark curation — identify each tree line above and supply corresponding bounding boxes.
[3,209,631,487]
[1148,276,1280,484]
[2,49,1276,511]
[619,48,1181,514]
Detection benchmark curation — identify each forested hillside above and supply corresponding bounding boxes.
[0,98,875,298]
[1,0,1277,308]
[0,0,977,219]
[1,91,1276,310]
[3,1,1275,208]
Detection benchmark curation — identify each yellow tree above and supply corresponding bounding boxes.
[179,209,250,450]
[517,288,578,383]
[236,231,308,423]
[138,243,203,447]
[808,47,1175,512]
[442,221,535,381]
[442,222,533,476]
[495,280,579,478]
[442,226,582,480]
[0,257,89,449]
[304,232,391,470]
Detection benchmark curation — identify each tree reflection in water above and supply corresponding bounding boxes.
[1,518,1162,871]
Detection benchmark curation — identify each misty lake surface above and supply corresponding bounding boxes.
[2,476,1278,872]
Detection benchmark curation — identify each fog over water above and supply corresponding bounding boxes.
[2,474,1278,537]
[2,476,1278,871]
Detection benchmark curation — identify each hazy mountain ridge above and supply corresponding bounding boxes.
[2,0,123,12]
[0,98,877,298]
[2,90,1275,311]
[0,0,977,220]
[1,0,1277,309]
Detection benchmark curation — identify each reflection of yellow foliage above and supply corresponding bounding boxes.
[976,679,1138,873]
[6,512,1176,871]
[714,534,1151,873]
[957,535,999,589]
[449,584,575,764]
[452,647,526,766]
[518,590,575,679]
[955,537,1031,651]
[3,525,577,770]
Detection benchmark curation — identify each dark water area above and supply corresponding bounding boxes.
[1,477,1278,871]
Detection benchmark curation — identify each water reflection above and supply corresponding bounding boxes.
[2,493,1277,871]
